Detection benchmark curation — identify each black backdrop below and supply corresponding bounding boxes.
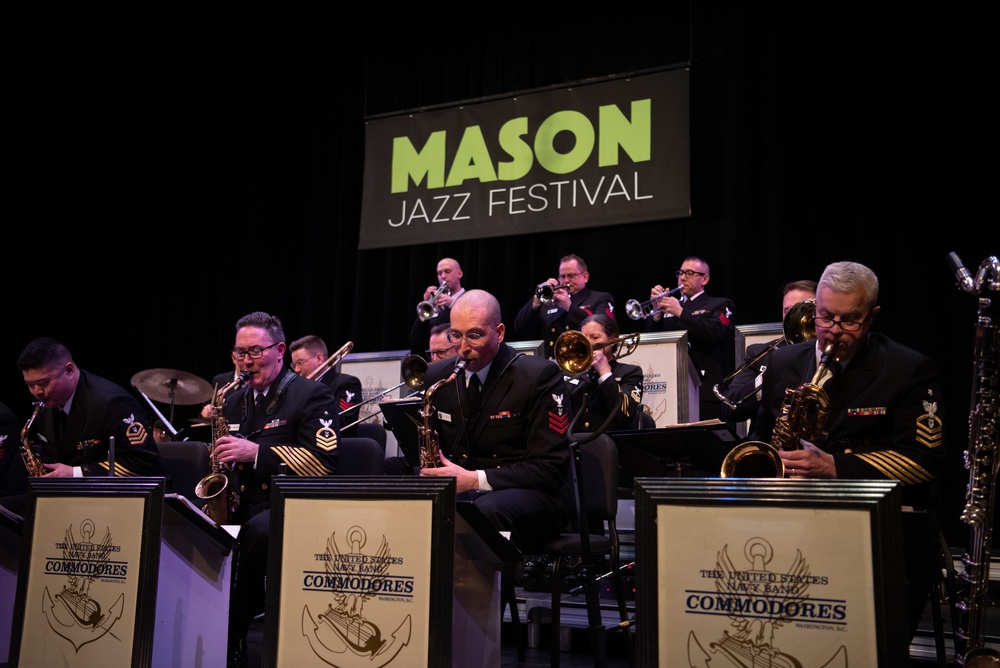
[5,5,997,545]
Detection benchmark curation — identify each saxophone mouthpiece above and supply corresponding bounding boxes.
[454,359,468,373]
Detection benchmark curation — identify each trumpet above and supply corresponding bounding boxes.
[624,285,683,320]
[536,282,570,304]
[713,299,817,409]
[554,330,640,375]
[417,281,450,321]
[305,340,354,381]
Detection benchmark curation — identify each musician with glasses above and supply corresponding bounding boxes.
[646,256,736,419]
[427,322,458,362]
[514,253,616,360]
[747,261,945,641]
[409,257,466,360]
[289,334,363,435]
[213,311,341,667]
[420,289,571,552]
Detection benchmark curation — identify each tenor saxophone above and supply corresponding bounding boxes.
[418,359,467,468]
[19,402,48,477]
[195,370,251,522]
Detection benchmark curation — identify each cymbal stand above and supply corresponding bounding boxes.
[132,384,180,439]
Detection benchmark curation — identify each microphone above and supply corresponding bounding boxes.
[947,251,976,294]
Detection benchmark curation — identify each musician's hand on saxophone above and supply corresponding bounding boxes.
[211,433,259,465]
[777,440,837,479]
[419,452,480,493]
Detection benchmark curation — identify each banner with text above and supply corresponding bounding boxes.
[359,68,690,249]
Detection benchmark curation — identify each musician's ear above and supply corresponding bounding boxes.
[496,323,505,343]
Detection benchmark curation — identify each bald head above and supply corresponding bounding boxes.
[449,289,504,371]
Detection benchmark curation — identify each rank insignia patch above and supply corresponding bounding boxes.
[916,400,943,448]
[549,393,568,434]
[123,414,147,446]
[316,418,338,451]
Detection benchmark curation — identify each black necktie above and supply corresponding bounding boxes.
[54,409,67,445]
[254,392,266,417]
[467,373,481,411]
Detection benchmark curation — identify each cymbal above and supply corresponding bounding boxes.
[130,368,214,405]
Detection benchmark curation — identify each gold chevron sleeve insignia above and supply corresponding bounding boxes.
[126,423,148,446]
[273,446,334,476]
[315,426,338,452]
[854,451,933,485]
[915,413,943,448]
[98,462,140,476]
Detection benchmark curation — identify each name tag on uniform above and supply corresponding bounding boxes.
[439,412,452,423]
[566,377,582,385]
[546,308,559,315]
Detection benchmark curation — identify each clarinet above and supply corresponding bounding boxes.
[949,252,1000,665]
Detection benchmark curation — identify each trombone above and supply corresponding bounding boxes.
[305,341,355,381]
[624,285,682,320]
[536,282,570,304]
[712,299,817,409]
[554,330,640,375]
[339,354,428,431]
[417,281,450,321]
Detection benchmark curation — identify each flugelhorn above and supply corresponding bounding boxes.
[713,299,817,409]
[536,282,570,304]
[305,340,354,381]
[624,285,683,320]
[554,330,640,375]
[417,281,450,321]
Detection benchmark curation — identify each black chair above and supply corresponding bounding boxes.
[516,433,634,668]
[337,437,386,475]
[355,421,387,450]
[157,441,211,501]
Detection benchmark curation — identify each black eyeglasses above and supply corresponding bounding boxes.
[426,348,453,359]
[676,269,706,278]
[231,341,280,360]
[813,313,870,332]
[559,272,581,281]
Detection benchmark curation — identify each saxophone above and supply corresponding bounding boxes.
[720,342,837,478]
[418,359,467,468]
[950,252,1000,666]
[195,370,251,522]
[20,402,48,477]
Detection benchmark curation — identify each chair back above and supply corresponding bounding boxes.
[568,433,620,527]
[355,421,387,450]
[338,437,386,475]
[157,441,211,501]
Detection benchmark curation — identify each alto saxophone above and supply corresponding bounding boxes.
[720,342,837,478]
[20,402,48,477]
[195,370,251,522]
[418,359,467,468]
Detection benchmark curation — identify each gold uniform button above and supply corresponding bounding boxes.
[844,448,853,454]
[262,483,268,490]
[240,485,246,492]
[462,454,468,459]
[237,464,244,471]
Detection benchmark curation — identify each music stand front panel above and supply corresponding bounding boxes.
[628,331,694,427]
[634,478,907,667]
[265,477,455,668]
[12,478,163,668]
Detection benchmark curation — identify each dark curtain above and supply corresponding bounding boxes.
[5,5,995,545]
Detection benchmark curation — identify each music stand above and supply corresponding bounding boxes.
[608,421,737,482]
[378,397,425,465]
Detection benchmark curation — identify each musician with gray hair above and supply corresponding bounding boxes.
[748,260,945,641]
